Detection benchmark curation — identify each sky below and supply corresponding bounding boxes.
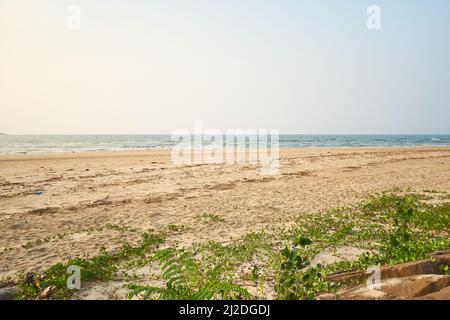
[1,0,449,134]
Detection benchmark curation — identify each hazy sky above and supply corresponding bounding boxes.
[1,0,449,134]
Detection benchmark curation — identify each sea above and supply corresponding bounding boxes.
[0,134,449,155]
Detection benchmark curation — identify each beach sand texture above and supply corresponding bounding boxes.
[1,147,450,278]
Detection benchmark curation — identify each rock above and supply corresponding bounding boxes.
[319,249,450,300]
[326,258,444,284]
[378,274,449,298]
[326,275,450,300]
[417,286,450,300]
[430,249,450,257]
[430,251,450,266]
[0,287,18,300]
[380,259,441,279]
[38,286,55,300]
[337,284,388,300]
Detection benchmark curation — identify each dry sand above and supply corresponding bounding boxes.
[1,146,450,278]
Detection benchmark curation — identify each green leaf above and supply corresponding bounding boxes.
[294,237,313,246]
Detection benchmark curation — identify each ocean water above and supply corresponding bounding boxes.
[0,134,449,155]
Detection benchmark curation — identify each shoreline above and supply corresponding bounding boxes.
[1,145,450,161]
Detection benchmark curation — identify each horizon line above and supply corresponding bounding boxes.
[2,133,450,136]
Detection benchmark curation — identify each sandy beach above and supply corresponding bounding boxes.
[1,146,449,280]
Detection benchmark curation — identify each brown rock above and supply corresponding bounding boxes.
[380,260,441,279]
[431,252,450,267]
[417,286,450,300]
[430,249,450,266]
[326,258,445,284]
[430,249,450,257]
[320,250,450,300]
[335,275,450,300]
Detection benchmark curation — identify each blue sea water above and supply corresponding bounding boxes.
[0,134,449,155]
